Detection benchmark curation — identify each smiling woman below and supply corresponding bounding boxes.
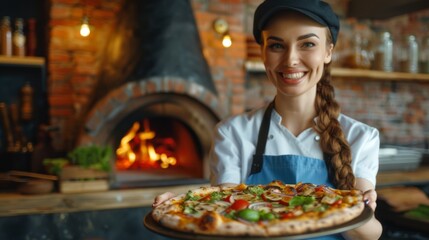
[154,1,383,239]
[207,0,383,239]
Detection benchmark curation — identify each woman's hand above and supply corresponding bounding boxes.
[363,188,377,211]
[342,178,382,240]
[152,192,176,207]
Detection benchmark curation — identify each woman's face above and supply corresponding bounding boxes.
[261,12,333,98]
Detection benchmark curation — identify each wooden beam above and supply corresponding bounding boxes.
[348,0,429,19]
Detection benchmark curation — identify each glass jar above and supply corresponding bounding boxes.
[419,36,429,73]
[0,16,12,56]
[399,35,419,73]
[343,34,371,69]
[373,31,394,72]
[12,18,26,56]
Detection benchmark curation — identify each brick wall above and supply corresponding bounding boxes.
[48,0,122,150]
[47,0,429,151]
[47,0,248,151]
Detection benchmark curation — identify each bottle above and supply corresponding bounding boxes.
[419,36,429,73]
[31,125,55,173]
[12,18,26,56]
[374,31,394,72]
[0,102,16,152]
[26,18,37,56]
[0,16,12,56]
[20,82,34,121]
[399,35,419,73]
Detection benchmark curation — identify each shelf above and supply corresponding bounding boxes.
[331,68,429,82]
[0,56,45,67]
[245,60,429,82]
[377,166,429,187]
[0,183,207,217]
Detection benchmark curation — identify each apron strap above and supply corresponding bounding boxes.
[249,100,332,176]
[250,101,274,175]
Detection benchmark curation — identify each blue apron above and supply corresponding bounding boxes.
[246,102,344,240]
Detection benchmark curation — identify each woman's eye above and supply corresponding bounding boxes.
[302,42,316,48]
[268,43,284,50]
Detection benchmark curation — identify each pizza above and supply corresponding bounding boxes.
[151,180,365,237]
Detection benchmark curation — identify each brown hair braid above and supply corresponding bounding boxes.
[314,65,355,190]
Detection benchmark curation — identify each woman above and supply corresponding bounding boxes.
[155,0,382,239]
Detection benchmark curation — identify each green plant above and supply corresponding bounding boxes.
[43,158,69,175]
[67,145,113,172]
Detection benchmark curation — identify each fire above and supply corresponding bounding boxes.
[116,119,177,170]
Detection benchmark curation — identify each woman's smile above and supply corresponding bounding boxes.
[279,71,306,84]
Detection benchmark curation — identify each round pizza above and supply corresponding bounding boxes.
[151,180,366,237]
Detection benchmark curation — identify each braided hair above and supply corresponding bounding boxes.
[313,31,355,190]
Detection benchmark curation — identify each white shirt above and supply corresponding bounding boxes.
[209,104,380,186]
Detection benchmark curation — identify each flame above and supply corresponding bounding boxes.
[115,119,177,170]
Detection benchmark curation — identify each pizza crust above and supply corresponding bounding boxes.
[152,194,185,222]
[265,202,364,236]
[151,183,365,237]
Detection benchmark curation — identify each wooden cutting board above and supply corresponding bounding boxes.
[378,186,429,212]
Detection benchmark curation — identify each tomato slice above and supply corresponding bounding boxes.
[279,196,293,206]
[223,194,234,203]
[200,195,211,202]
[315,185,337,199]
[280,212,294,219]
[315,185,326,192]
[331,199,343,207]
[229,199,249,211]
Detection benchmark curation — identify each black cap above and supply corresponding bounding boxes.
[253,0,340,45]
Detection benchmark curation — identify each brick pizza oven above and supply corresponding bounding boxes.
[77,0,226,188]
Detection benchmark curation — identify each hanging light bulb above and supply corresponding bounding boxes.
[80,15,91,37]
[222,34,232,48]
[213,18,233,48]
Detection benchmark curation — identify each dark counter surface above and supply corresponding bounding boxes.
[0,167,428,240]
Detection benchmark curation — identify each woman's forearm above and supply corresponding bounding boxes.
[342,216,382,240]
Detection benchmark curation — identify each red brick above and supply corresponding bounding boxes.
[49,94,74,106]
[49,108,75,117]
[75,63,98,75]
[49,51,71,62]
[231,77,245,84]
[146,81,157,94]
[50,26,74,39]
[52,0,80,4]
[92,9,117,18]
[132,83,143,98]
[48,63,75,75]
[86,0,102,6]
[51,5,72,19]
[70,7,84,18]
[173,81,186,93]
[71,75,93,85]
[220,0,243,4]
[224,69,244,78]
[232,85,245,94]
